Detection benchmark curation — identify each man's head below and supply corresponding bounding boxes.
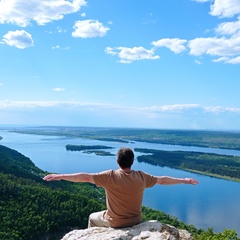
[117,147,134,169]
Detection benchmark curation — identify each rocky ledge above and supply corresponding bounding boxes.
[61,220,193,240]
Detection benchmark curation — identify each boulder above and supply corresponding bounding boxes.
[61,220,193,240]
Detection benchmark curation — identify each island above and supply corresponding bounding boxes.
[66,144,115,156]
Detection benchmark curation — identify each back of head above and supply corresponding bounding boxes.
[117,147,134,168]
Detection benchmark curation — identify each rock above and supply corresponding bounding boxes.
[61,220,193,240]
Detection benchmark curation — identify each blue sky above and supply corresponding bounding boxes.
[0,0,240,130]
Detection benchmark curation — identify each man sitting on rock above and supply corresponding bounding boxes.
[43,147,199,228]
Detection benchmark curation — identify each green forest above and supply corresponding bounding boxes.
[135,148,240,182]
[10,126,240,150]
[0,144,239,239]
[66,144,115,156]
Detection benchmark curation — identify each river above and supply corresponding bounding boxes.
[0,130,240,235]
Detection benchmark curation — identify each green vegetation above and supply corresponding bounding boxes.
[9,126,240,150]
[135,148,240,182]
[66,144,113,151]
[0,145,105,240]
[66,144,115,156]
[84,150,114,156]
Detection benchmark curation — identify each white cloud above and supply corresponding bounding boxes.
[186,2,240,64]
[0,101,239,129]
[53,88,65,92]
[210,0,240,18]
[195,60,202,64]
[225,55,240,64]
[105,47,117,56]
[105,1,240,64]
[52,45,60,49]
[193,0,210,2]
[72,19,109,38]
[188,36,240,58]
[152,38,187,54]
[0,101,113,110]
[212,56,229,62]
[1,101,239,115]
[144,104,201,112]
[2,30,34,49]
[105,46,160,63]
[52,45,69,50]
[204,106,240,113]
[56,26,67,33]
[0,0,86,27]
[215,17,240,35]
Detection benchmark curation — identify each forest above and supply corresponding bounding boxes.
[66,144,115,156]
[135,148,240,182]
[0,144,239,239]
[9,126,240,150]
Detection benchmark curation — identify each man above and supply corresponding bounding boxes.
[43,147,199,228]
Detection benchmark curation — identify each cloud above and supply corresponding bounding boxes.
[0,101,239,114]
[53,88,65,92]
[52,45,69,50]
[215,17,240,35]
[105,46,160,63]
[193,0,210,2]
[105,0,240,64]
[210,0,240,18]
[2,30,34,49]
[72,19,109,38]
[152,38,187,54]
[0,101,239,129]
[142,104,201,113]
[0,0,86,27]
[204,106,240,113]
[188,36,240,57]
[56,26,67,33]
[225,55,240,64]
[195,60,202,64]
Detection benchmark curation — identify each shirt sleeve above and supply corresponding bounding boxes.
[141,171,157,188]
[93,170,113,187]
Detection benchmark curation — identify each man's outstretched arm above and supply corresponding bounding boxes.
[43,173,95,184]
[156,176,199,185]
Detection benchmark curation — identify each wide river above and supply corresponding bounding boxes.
[1,130,240,235]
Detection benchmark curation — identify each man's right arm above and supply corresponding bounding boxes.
[43,173,95,184]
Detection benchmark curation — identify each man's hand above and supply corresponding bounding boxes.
[43,174,62,181]
[183,178,199,185]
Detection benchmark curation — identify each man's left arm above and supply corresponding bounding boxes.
[156,176,199,185]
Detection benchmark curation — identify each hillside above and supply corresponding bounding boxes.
[0,144,105,240]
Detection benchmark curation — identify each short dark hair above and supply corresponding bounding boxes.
[117,147,134,168]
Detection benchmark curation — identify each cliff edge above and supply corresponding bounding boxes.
[61,220,193,240]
